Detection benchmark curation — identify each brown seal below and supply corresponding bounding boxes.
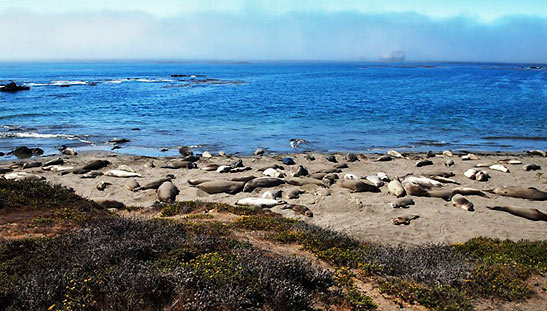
[486,206,547,222]
[487,187,547,201]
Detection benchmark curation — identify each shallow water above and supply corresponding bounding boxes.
[0,61,546,157]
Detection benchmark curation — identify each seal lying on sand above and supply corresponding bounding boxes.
[104,170,142,178]
[197,180,245,194]
[83,160,110,170]
[281,204,313,217]
[487,187,547,201]
[388,180,406,197]
[161,160,196,169]
[157,181,179,202]
[137,178,172,190]
[451,195,474,211]
[243,177,285,192]
[236,197,282,208]
[486,206,547,222]
[338,180,380,193]
[393,214,419,225]
[390,197,415,208]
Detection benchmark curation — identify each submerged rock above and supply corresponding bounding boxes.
[0,81,30,92]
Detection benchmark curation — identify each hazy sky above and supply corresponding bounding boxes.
[1,0,546,62]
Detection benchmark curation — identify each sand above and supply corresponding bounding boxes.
[2,150,546,245]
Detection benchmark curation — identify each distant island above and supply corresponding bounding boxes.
[380,50,405,62]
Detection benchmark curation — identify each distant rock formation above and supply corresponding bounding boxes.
[380,51,405,62]
[0,81,30,92]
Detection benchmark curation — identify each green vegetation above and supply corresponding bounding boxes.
[157,200,260,217]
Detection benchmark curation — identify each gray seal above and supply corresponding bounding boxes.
[338,180,380,193]
[243,177,285,192]
[197,180,245,194]
[486,206,547,222]
[487,187,547,201]
[157,181,179,202]
[451,195,474,211]
[390,197,415,208]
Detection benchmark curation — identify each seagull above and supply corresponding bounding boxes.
[290,138,306,149]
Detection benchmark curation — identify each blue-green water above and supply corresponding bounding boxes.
[0,61,546,157]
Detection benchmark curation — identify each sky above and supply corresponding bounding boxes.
[1,0,546,62]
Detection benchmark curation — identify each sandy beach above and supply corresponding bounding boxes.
[2,149,545,245]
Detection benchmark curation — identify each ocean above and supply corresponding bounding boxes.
[1,61,546,157]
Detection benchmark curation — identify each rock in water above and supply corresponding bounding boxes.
[0,81,30,92]
[157,181,179,202]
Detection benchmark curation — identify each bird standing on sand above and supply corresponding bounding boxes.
[290,138,306,149]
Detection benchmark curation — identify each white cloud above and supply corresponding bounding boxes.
[1,9,546,62]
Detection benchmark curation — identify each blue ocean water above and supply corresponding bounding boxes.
[0,61,546,157]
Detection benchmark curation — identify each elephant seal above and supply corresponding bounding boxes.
[138,178,173,190]
[334,162,348,169]
[262,190,282,200]
[104,170,142,178]
[326,155,337,163]
[305,153,315,161]
[523,164,541,171]
[416,159,433,167]
[427,189,454,201]
[231,175,257,182]
[243,177,285,192]
[200,164,219,171]
[376,155,392,162]
[310,172,327,180]
[80,171,103,179]
[282,204,313,217]
[451,195,474,211]
[254,148,265,155]
[292,165,308,177]
[424,170,455,178]
[161,160,196,169]
[187,179,212,186]
[387,150,404,158]
[393,214,419,225]
[263,168,285,178]
[4,172,45,181]
[430,176,459,184]
[462,153,479,161]
[487,187,547,201]
[390,197,415,208]
[217,165,232,173]
[365,175,384,187]
[197,180,245,194]
[338,180,380,193]
[489,164,509,173]
[96,181,111,191]
[282,157,296,165]
[257,164,284,172]
[486,206,547,222]
[443,150,454,157]
[401,181,429,197]
[527,150,546,157]
[236,197,280,208]
[126,179,140,191]
[344,173,359,180]
[22,161,42,169]
[444,159,455,167]
[83,160,110,170]
[452,187,489,198]
[388,180,406,197]
[402,176,442,188]
[285,188,304,199]
[286,178,326,187]
[345,153,358,162]
[43,157,64,167]
[157,181,179,202]
[377,172,390,182]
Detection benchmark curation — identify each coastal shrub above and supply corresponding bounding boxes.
[158,200,262,217]
[0,179,97,212]
[379,278,473,311]
[453,237,547,272]
[0,217,335,311]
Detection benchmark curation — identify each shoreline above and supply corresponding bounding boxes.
[1,149,546,245]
